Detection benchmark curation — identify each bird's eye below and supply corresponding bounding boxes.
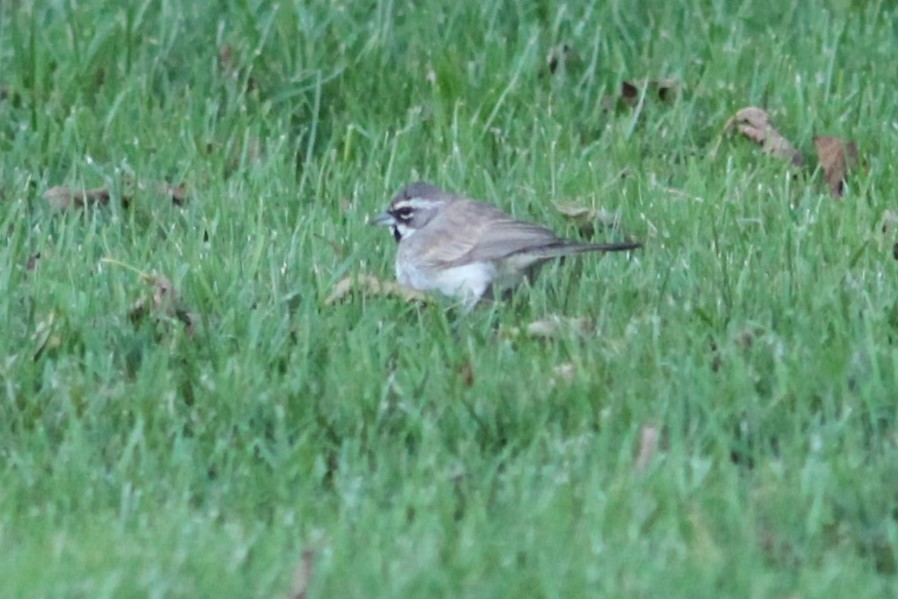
[394,207,414,220]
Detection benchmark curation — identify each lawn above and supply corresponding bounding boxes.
[2,0,897,596]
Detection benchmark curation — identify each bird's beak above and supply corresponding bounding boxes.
[371,212,395,227]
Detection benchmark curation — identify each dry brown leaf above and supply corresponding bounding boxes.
[501,317,593,340]
[725,107,804,166]
[126,272,199,337]
[709,337,722,373]
[546,43,578,74]
[218,44,258,92]
[26,252,41,272]
[734,327,757,350]
[554,203,621,237]
[550,362,577,386]
[44,185,110,209]
[32,312,61,361]
[653,79,679,103]
[141,180,189,206]
[634,424,660,471]
[759,527,802,569]
[287,549,316,599]
[125,178,190,207]
[170,184,189,206]
[149,275,178,313]
[46,179,187,210]
[218,45,236,74]
[130,275,179,320]
[620,80,639,106]
[814,136,858,198]
[631,79,678,102]
[525,315,593,339]
[880,210,898,234]
[458,361,475,387]
[497,326,522,340]
[882,212,898,261]
[602,79,678,110]
[175,308,200,337]
[325,275,427,305]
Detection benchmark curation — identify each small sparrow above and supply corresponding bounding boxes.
[373,182,641,307]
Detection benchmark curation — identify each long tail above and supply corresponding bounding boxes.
[524,240,642,259]
[575,241,642,253]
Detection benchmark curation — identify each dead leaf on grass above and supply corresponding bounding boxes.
[218,44,258,92]
[710,327,764,373]
[601,79,679,111]
[814,136,858,198]
[0,85,21,105]
[630,78,678,103]
[525,315,593,339]
[724,107,804,166]
[709,337,722,372]
[219,44,237,75]
[498,316,593,340]
[286,549,316,599]
[44,185,110,209]
[759,527,802,569]
[32,311,61,361]
[880,210,898,235]
[550,362,577,386]
[45,179,188,210]
[123,178,190,207]
[734,327,757,350]
[554,203,621,237]
[140,180,189,206]
[546,43,579,74]
[133,275,199,336]
[325,275,427,305]
[146,274,179,314]
[26,252,41,272]
[102,259,199,336]
[127,274,175,325]
[458,361,475,388]
[634,424,661,471]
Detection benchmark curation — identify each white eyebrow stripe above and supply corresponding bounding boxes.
[393,198,446,211]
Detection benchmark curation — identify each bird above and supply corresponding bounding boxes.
[372,182,641,308]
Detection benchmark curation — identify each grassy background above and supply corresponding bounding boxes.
[2,0,898,596]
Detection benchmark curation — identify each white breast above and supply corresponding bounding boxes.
[396,259,496,306]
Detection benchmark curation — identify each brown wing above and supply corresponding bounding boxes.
[414,199,563,268]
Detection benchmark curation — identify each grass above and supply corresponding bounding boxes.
[2,0,898,596]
